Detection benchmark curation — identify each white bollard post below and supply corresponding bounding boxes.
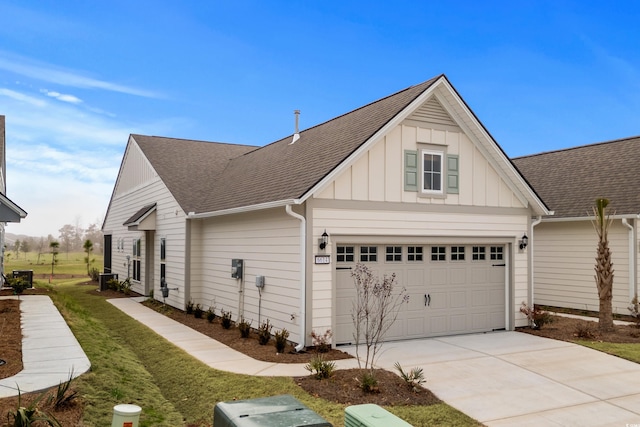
[111,404,142,427]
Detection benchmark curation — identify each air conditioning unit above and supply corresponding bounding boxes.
[345,404,412,427]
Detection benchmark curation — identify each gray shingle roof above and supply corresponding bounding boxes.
[134,76,440,214]
[512,136,640,218]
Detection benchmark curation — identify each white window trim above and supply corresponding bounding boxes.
[421,149,444,195]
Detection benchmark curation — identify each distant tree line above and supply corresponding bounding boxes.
[11,221,103,261]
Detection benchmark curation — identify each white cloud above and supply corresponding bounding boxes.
[0,88,46,107]
[41,89,83,104]
[0,51,161,98]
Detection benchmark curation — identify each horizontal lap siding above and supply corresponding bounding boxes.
[193,209,303,343]
[103,177,186,307]
[533,221,631,314]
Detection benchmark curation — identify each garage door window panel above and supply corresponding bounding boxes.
[408,246,423,261]
[431,246,446,261]
[337,246,354,263]
[490,246,503,260]
[360,246,377,262]
[472,246,486,261]
[451,246,465,261]
[385,246,402,262]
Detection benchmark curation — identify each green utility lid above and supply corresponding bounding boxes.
[345,404,413,427]
[214,394,332,427]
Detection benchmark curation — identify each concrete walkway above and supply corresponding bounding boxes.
[0,295,91,398]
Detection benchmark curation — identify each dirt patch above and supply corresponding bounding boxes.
[518,313,640,343]
[0,299,22,379]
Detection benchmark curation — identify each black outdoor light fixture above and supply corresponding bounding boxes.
[319,230,329,250]
[519,233,529,250]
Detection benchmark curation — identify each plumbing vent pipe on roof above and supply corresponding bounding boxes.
[290,110,300,144]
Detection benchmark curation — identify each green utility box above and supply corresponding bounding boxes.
[345,404,412,427]
[213,394,332,427]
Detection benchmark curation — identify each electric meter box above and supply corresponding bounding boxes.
[213,394,332,427]
[231,259,243,279]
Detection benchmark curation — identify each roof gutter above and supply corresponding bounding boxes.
[285,204,306,352]
[622,218,637,302]
[187,199,300,220]
[529,216,543,308]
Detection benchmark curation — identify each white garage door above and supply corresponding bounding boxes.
[335,244,506,345]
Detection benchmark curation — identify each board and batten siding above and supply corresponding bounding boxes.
[103,140,187,308]
[533,220,632,315]
[316,122,526,210]
[309,206,531,333]
[190,208,304,344]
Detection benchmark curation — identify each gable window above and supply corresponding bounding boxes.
[337,246,354,263]
[490,246,503,260]
[422,150,443,193]
[431,246,446,261]
[451,246,465,261]
[360,246,377,262]
[385,246,402,262]
[408,246,423,261]
[472,246,486,261]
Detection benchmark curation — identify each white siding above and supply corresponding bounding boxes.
[103,142,186,309]
[315,121,526,211]
[533,220,632,314]
[190,209,304,344]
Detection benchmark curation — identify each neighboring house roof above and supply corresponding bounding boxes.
[127,74,548,217]
[513,135,640,218]
[0,192,27,222]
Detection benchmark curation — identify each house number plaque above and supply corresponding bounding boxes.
[314,255,331,264]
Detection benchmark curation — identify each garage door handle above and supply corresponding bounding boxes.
[492,263,506,267]
[424,294,431,307]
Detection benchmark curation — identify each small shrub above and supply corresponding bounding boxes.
[629,296,640,326]
[7,387,61,427]
[193,304,204,319]
[120,278,132,295]
[49,371,78,409]
[8,277,29,295]
[206,307,215,323]
[257,319,272,345]
[274,328,289,353]
[574,322,597,339]
[88,267,100,282]
[221,309,233,329]
[238,316,252,338]
[186,300,195,315]
[107,279,119,291]
[359,371,379,393]
[394,362,426,393]
[310,329,332,353]
[520,302,554,329]
[304,354,336,379]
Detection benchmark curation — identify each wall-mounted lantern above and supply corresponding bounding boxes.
[519,233,529,250]
[319,230,329,250]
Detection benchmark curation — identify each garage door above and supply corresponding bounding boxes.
[335,244,506,345]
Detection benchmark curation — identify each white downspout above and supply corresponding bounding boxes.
[622,218,636,302]
[285,204,306,352]
[529,216,543,307]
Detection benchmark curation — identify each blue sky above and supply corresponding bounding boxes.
[2,1,640,237]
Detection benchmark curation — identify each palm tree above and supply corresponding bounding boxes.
[83,239,94,274]
[593,198,615,332]
[49,241,60,283]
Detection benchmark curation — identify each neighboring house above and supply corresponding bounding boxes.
[513,136,640,316]
[0,115,28,285]
[102,75,549,347]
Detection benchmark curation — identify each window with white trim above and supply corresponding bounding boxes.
[451,246,465,261]
[132,238,141,281]
[431,246,446,261]
[337,246,354,263]
[385,246,402,262]
[490,246,504,260]
[422,150,443,193]
[360,246,377,262]
[408,246,423,261]
[472,246,486,260]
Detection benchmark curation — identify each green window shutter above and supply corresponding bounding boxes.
[404,150,418,192]
[447,154,459,194]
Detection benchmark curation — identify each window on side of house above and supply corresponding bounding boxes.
[490,246,504,260]
[472,246,486,260]
[337,246,354,263]
[160,238,166,261]
[360,246,378,262]
[451,246,465,261]
[408,246,423,261]
[132,238,141,281]
[385,246,402,262]
[431,246,446,261]
[422,150,443,194]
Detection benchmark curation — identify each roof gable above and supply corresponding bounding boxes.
[513,136,640,218]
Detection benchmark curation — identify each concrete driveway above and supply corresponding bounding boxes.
[341,332,640,426]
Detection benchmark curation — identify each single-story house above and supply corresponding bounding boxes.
[0,115,28,285]
[513,136,640,315]
[102,75,550,348]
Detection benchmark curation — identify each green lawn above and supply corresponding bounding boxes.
[6,255,480,427]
